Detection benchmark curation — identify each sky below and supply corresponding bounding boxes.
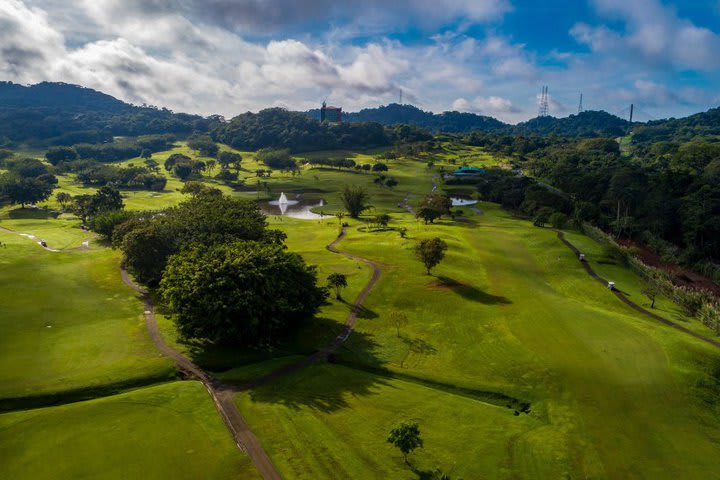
[1,0,719,123]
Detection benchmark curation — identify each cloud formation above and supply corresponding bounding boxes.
[3,0,719,122]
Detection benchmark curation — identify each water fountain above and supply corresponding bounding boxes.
[262,192,328,220]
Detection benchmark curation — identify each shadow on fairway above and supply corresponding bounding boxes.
[339,298,378,319]
[246,327,388,413]
[8,207,58,219]
[434,276,512,305]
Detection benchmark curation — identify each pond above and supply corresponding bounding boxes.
[450,196,479,207]
[260,194,330,220]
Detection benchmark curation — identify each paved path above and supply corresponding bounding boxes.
[556,230,720,349]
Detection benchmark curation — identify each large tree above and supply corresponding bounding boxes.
[159,241,327,345]
[416,193,452,224]
[0,174,54,207]
[120,195,280,285]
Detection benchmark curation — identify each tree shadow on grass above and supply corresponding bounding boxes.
[339,298,378,319]
[246,325,389,414]
[8,207,57,219]
[433,276,512,305]
[402,336,437,356]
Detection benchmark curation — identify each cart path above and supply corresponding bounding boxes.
[120,269,282,480]
[556,230,720,349]
[121,226,381,478]
[0,225,92,251]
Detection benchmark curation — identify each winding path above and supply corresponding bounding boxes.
[122,225,382,479]
[556,230,720,349]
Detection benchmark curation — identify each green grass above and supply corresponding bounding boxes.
[0,228,174,401]
[236,203,720,479]
[0,381,260,480]
[237,363,555,480]
[3,142,720,479]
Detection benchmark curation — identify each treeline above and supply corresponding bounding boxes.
[212,108,390,152]
[45,135,176,165]
[456,133,720,275]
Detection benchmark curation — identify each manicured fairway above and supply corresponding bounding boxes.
[236,202,720,479]
[0,228,173,402]
[0,381,261,480]
[237,363,555,480]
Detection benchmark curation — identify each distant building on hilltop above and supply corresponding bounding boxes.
[320,101,342,123]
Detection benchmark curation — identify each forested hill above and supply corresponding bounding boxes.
[513,110,630,137]
[306,104,630,137]
[0,82,214,146]
[307,103,509,133]
[633,107,720,143]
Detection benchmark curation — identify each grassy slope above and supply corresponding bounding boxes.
[0,227,174,401]
[0,381,260,480]
[238,204,720,478]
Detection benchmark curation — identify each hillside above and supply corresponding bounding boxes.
[308,103,509,133]
[513,110,630,137]
[307,104,631,137]
[0,82,213,146]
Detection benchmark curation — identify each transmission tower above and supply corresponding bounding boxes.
[538,86,549,117]
[399,88,403,105]
[578,93,583,115]
[629,103,634,123]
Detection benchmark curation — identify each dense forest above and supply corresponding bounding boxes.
[211,108,391,152]
[0,82,216,146]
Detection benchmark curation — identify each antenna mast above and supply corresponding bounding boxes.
[629,104,634,123]
[578,93,583,114]
[538,86,549,117]
[399,88,403,105]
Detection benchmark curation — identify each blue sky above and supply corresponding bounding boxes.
[1,0,719,122]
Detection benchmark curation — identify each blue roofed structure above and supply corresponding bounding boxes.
[452,166,485,176]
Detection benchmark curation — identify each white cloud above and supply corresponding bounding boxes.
[452,95,521,121]
[573,0,720,71]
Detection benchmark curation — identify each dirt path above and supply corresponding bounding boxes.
[556,230,720,349]
[119,269,282,480]
[121,226,381,479]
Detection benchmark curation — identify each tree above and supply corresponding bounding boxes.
[181,181,222,198]
[140,149,152,159]
[0,174,55,207]
[372,162,389,172]
[642,285,659,309]
[71,185,123,224]
[205,159,217,175]
[375,214,391,228]
[218,151,242,172]
[385,177,398,188]
[56,192,72,211]
[387,422,423,464]
[549,211,569,229]
[388,310,408,337]
[533,207,554,227]
[45,146,78,165]
[341,185,371,218]
[120,195,278,286]
[327,273,348,300]
[415,237,448,274]
[159,241,327,345]
[187,135,219,157]
[416,193,452,224]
